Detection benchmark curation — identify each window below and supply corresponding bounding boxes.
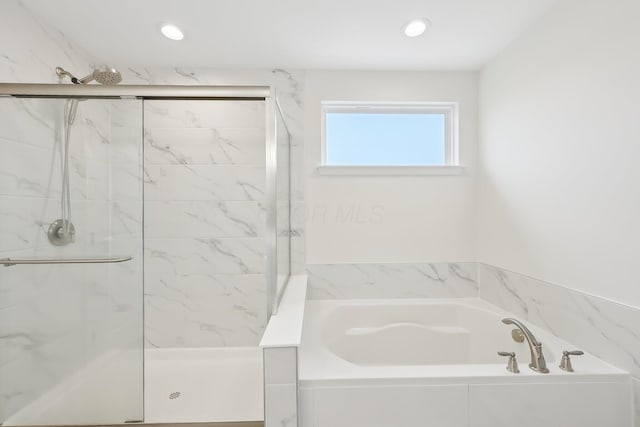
[320,102,460,175]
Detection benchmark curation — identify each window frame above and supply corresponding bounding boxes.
[320,101,460,173]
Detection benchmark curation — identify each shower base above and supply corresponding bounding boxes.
[144,347,263,424]
[2,348,263,426]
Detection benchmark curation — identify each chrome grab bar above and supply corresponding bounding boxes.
[1,256,132,267]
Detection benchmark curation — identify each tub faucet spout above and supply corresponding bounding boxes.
[501,318,549,373]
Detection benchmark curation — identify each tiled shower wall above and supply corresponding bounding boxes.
[117,67,306,273]
[0,1,144,423]
[143,100,268,348]
[117,68,305,348]
[0,96,144,424]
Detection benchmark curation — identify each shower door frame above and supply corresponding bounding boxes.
[0,81,283,333]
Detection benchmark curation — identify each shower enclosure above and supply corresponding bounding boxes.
[0,83,291,426]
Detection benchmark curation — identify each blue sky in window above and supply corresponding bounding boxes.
[326,113,445,166]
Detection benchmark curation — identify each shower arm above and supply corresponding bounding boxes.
[55,67,81,84]
[78,74,96,84]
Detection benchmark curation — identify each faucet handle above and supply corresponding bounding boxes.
[559,350,584,372]
[498,351,520,373]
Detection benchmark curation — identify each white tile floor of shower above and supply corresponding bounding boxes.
[144,347,264,423]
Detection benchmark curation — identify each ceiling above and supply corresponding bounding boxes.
[22,0,559,70]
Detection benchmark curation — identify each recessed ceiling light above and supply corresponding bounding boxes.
[403,18,430,38]
[161,24,184,41]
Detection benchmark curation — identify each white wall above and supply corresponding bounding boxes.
[478,0,640,307]
[305,71,478,264]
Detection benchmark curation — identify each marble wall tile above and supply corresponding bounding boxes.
[0,139,58,199]
[0,0,96,84]
[0,100,130,202]
[144,127,265,166]
[145,238,265,276]
[144,100,265,129]
[144,164,265,202]
[145,201,265,239]
[306,262,478,299]
[141,100,269,349]
[479,263,640,379]
[121,67,306,274]
[142,98,277,348]
[0,98,60,149]
[145,274,266,348]
[478,263,640,424]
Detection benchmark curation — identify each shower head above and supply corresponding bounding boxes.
[87,67,122,85]
[56,66,122,85]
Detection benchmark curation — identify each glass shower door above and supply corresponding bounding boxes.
[0,96,144,425]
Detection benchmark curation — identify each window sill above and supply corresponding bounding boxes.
[316,165,465,176]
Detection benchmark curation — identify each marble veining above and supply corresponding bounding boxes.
[306,262,478,299]
[143,164,265,202]
[142,99,270,348]
[478,262,640,421]
[145,274,266,348]
[145,201,264,239]
[144,127,265,166]
[123,67,306,274]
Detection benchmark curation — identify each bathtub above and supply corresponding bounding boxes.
[299,298,632,427]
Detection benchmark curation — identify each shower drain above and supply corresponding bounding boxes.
[169,391,181,400]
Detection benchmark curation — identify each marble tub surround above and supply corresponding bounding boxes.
[478,263,640,425]
[306,262,478,299]
[478,264,640,378]
[143,99,268,349]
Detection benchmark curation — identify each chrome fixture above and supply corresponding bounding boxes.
[49,66,123,247]
[559,350,584,372]
[48,219,75,246]
[511,329,525,343]
[2,256,132,267]
[56,66,122,86]
[502,318,549,373]
[498,351,520,373]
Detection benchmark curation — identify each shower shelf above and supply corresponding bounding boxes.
[1,256,132,267]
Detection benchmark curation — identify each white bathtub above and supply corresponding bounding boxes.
[299,298,632,427]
